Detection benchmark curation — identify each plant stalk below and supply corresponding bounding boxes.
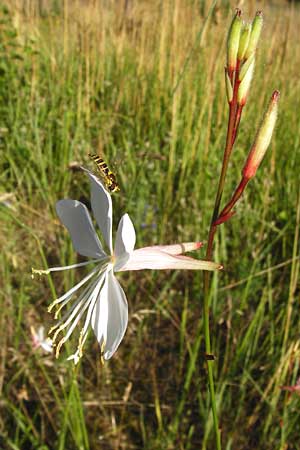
[202,62,242,450]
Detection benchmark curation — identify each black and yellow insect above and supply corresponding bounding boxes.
[88,153,120,193]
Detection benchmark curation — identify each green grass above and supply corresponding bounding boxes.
[1,0,300,449]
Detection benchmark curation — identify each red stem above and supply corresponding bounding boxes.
[232,104,243,146]
[214,177,249,226]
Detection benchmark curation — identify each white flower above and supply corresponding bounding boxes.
[30,325,53,353]
[33,170,221,364]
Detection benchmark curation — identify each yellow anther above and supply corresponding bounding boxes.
[48,302,57,313]
[77,330,84,356]
[55,338,65,358]
[54,305,66,319]
[100,341,106,365]
[48,324,59,336]
[32,267,50,276]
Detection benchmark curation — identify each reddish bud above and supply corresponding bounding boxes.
[243,91,279,179]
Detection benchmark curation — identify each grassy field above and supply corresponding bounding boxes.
[1,0,300,449]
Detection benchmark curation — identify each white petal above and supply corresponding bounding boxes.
[140,242,203,255]
[67,352,81,365]
[114,214,136,257]
[91,272,128,360]
[113,252,131,272]
[91,273,109,347]
[85,169,113,253]
[119,248,222,271]
[40,339,53,353]
[56,200,106,258]
[80,271,107,337]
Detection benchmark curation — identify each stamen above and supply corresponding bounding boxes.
[77,328,87,359]
[54,297,71,318]
[48,267,107,359]
[32,268,50,278]
[51,276,103,353]
[32,259,103,278]
[55,337,66,358]
[47,265,101,312]
[49,281,97,341]
[71,274,105,358]
[52,275,98,318]
[100,340,106,365]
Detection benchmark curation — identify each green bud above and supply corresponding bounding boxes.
[237,58,255,105]
[227,9,242,71]
[225,69,233,103]
[238,23,251,60]
[239,54,255,81]
[244,11,263,59]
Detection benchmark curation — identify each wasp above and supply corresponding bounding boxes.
[88,153,120,193]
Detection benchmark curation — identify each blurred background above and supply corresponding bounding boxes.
[0,0,299,449]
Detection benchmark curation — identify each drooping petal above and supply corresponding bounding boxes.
[56,200,106,258]
[84,169,113,253]
[139,242,203,256]
[113,214,136,271]
[119,248,222,271]
[91,271,128,360]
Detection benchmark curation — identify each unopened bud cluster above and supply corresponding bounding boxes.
[214,10,279,228]
[225,10,263,106]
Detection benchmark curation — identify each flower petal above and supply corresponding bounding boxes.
[139,242,203,256]
[56,199,105,258]
[90,274,108,347]
[119,248,222,271]
[114,214,136,257]
[91,272,128,360]
[113,214,136,271]
[84,169,113,253]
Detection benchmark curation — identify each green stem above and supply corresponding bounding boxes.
[202,61,242,450]
[203,228,221,450]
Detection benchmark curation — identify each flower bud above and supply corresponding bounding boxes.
[237,57,255,105]
[227,9,242,72]
[242,91,279,179]
[244,11,263,60]
[238,23,251,60]
[225,68,233,103]
[239,53,255,81]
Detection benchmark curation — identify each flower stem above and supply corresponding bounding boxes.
[202,62,243,450]
[203,227,221,450]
